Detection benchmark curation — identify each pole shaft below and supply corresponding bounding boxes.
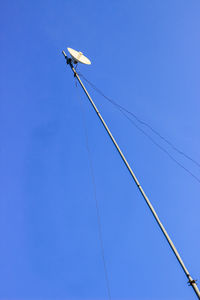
[62,51,200,299]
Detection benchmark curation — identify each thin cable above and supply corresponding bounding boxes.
[78,73,200,184]
[119,108,200,184]
[76,83,112,300]
[79,73,200,169]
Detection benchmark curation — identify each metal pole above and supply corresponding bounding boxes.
[62,50,200,299]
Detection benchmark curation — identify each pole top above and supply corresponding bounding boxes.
[67,47,91,65]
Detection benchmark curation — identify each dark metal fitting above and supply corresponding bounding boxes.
[66,58,72,65]
[188,279,197,286]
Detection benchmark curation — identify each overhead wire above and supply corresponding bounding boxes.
[78,73,200,185]
[76,81,112,300]
[79,73,200,169]
[119,108,200,184]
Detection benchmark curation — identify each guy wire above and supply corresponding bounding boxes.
[79,73,200,168]
[76,83,112,300]
[78,73,200,184]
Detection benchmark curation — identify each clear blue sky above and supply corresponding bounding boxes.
[1,1,200,299]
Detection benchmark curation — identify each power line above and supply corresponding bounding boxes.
[78,73,200,184]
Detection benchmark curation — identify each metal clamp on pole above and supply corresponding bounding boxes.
[62,51,71,65]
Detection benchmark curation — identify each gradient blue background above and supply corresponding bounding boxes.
[1,1,200,299]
